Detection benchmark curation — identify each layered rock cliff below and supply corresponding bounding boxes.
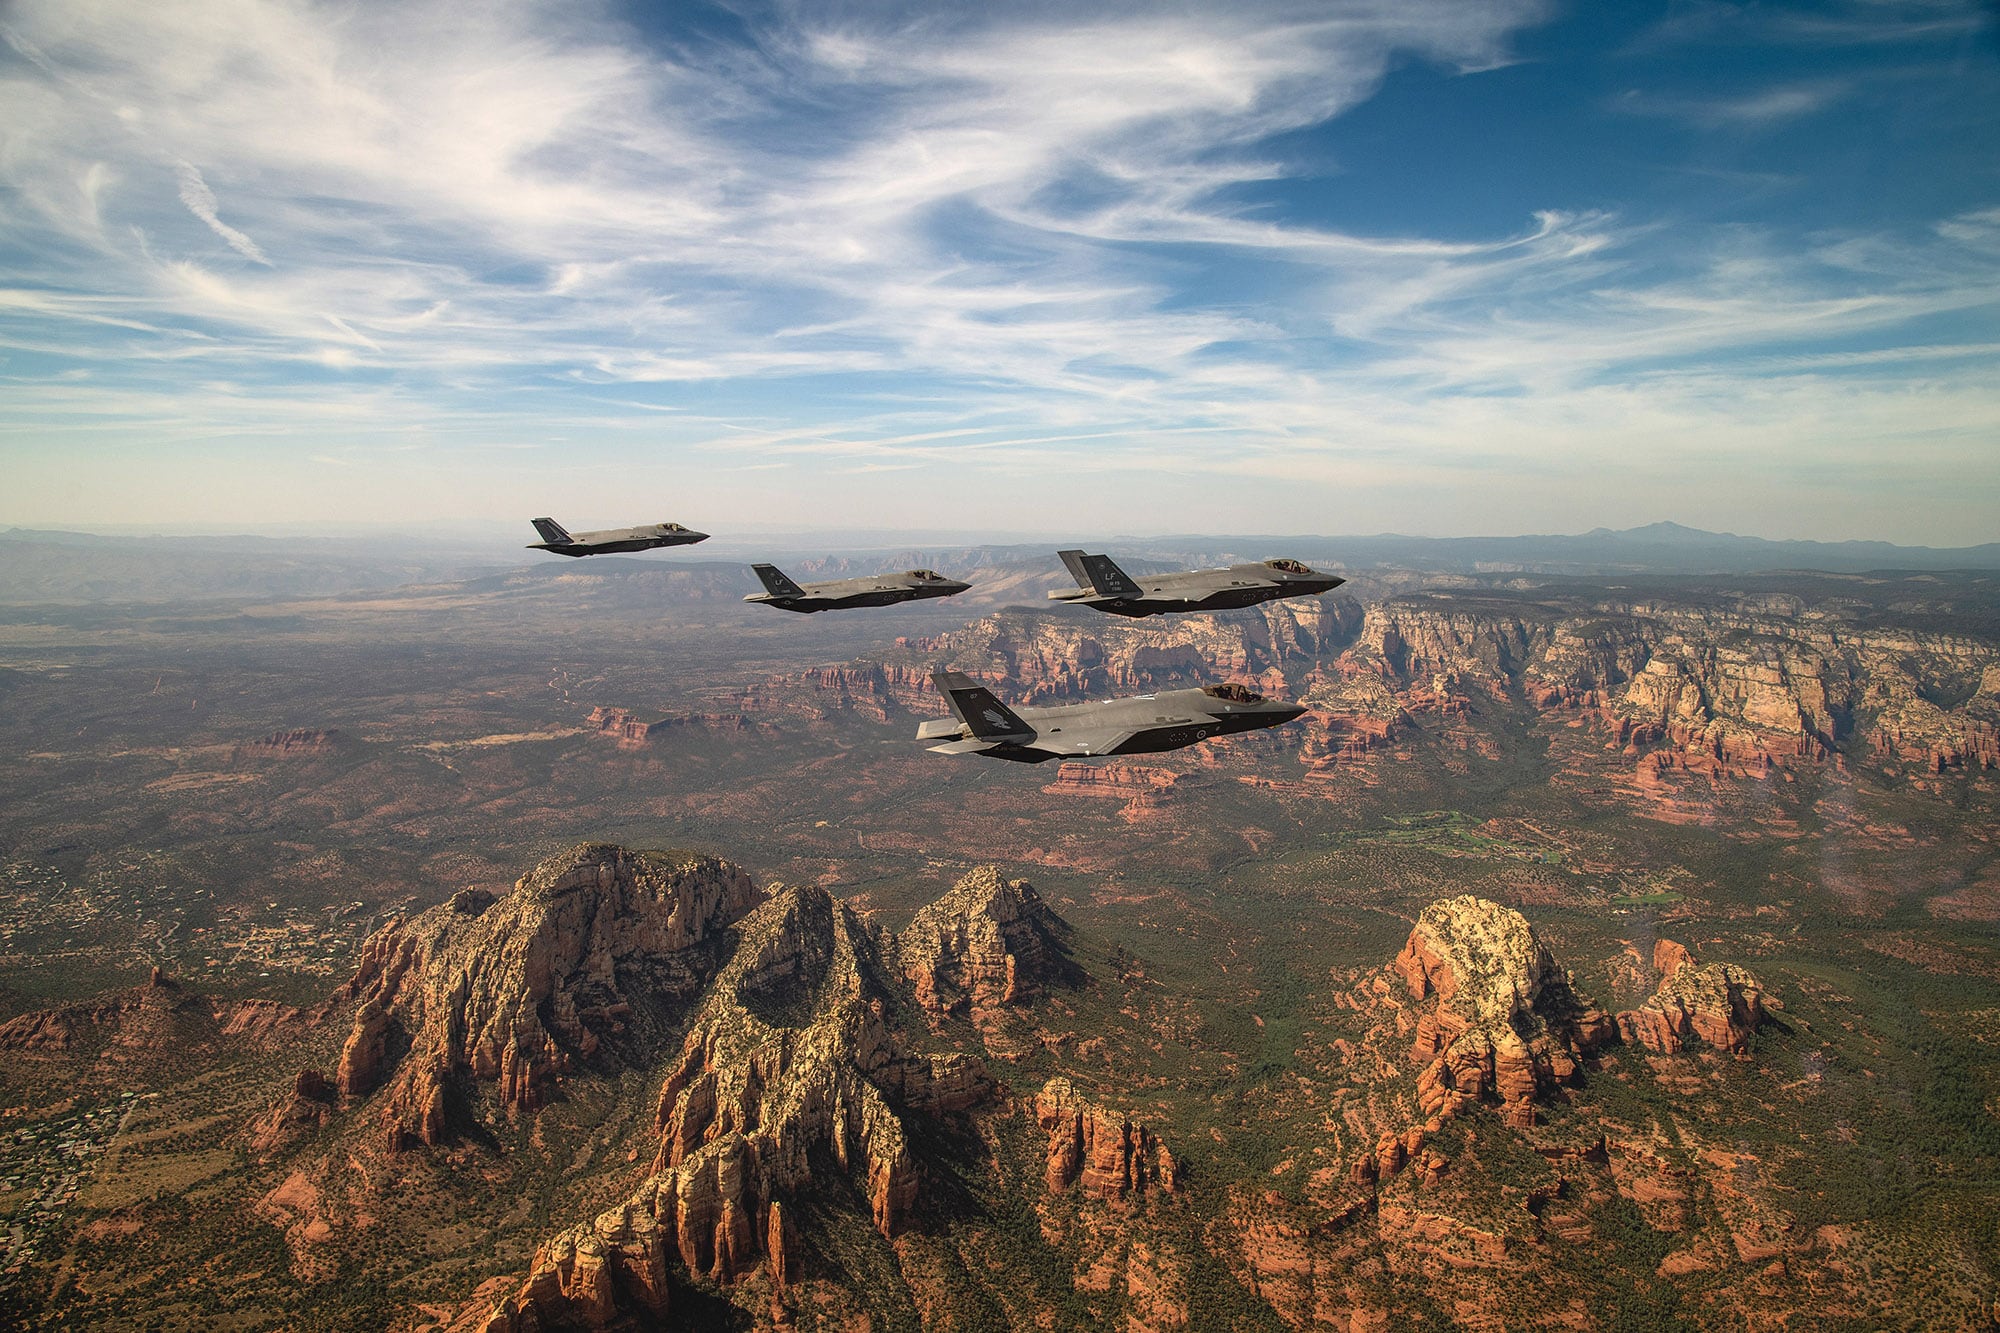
[332,843,761,1143]
[1617,959,1769,1054]
[0,969,303,1058]
[900,865,1076,1021]
[888,597,1362,704]
[1394,896,1615,1128]
[1324,593,1999,784]
[1035,1077,1180,1201]
[468,881,994,1332]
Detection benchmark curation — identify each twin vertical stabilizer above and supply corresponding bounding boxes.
[752,564,807,598]
[1057,549,1142,599]
[931,670,1034,740]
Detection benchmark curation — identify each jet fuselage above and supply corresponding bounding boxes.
[527,519,708,557]
[919,676,1306,763]
[1048,553,1343,617]
[744,567,971,613]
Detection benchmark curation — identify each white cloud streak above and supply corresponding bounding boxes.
[0,0,1994,540]
[173,160,271,265]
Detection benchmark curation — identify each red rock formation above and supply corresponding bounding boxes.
[798,662,941,720]
[587,706,666,748]
[882,597,1359,705]
[249,1068,338,1157]
[0,978,303,1057]
[1313,595,2000,790]
[1653,938,1694,981]
[334,998,393,1098]
[1042,760,1186,799]
[648,885,988,1259]
[1035,1077,1181,1201]
[457,881,994,1329]
[1617,962,1768,1054]
[330,843,761,1141]
[587,706,761,748]
[899,865,1073,1021]
[1392,896,1613,1130]
[475,1201,671,1333]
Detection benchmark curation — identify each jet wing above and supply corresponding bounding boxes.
[1028,721,1150,758]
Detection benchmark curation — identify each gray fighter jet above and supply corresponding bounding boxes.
[744,564,970,613]
[917,670,1306,763]
[1048,550,1343,617]
[526,517,709,557]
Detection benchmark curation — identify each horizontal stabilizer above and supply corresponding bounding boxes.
[1057,549,1141,599]
[752,563,806,598]
[530,517,573,545]
[926,737,998,755]
[932,670,1034,741]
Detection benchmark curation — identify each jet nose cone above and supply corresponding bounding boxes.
[1270,703,1308,724]
[684,530,711,543]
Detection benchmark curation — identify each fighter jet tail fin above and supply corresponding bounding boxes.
[933,670,1034,741]
[1058,549,1142,599]
[752,564,806,598]
[530,518,573,545]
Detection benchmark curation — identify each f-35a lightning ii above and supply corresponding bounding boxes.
[917,670,1306,763]
[1048,549,1343,617]
[526,517,709,557]
[744,564,971,613]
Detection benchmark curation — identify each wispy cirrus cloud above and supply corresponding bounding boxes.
[173,161,271,265]
[1610,80,1850,128]
[0,0,1995,540]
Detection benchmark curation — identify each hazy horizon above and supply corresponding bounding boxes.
[4,514,1995,554]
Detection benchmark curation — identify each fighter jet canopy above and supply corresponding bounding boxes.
[1202,682,1267,703]
[1263,558,1313,574]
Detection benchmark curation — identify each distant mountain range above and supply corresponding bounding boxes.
[2,521,1996,603]
[1138,520,2000,576]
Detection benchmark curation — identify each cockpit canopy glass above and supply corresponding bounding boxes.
[661,522,687,532]
[908,569,944,581]
[1264,558,1311,574]
[1202,683,1265,703]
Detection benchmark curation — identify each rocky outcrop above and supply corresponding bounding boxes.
[586,706,664,749]
[650,885,991,1249]
[1035,1077,1181,1201]
[1043,761,1187,800]
[1396,896,1615,1128]
[249,1068,337,1157]
[330,843,761,1141]
[588,706,761,747]
[1312,593,1999,786]
[237,728,344,757]
[888,597,1361,704]
[461,882,993,1331]
[1617,962,1768,1054]
[0,977,303,1057]
[1866,662,2000,774]
[475,1202,671,1333]
[1652,938,1694,982]
[899,866,1075,1019]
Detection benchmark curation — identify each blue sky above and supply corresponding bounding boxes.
[1,0,1996,543]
